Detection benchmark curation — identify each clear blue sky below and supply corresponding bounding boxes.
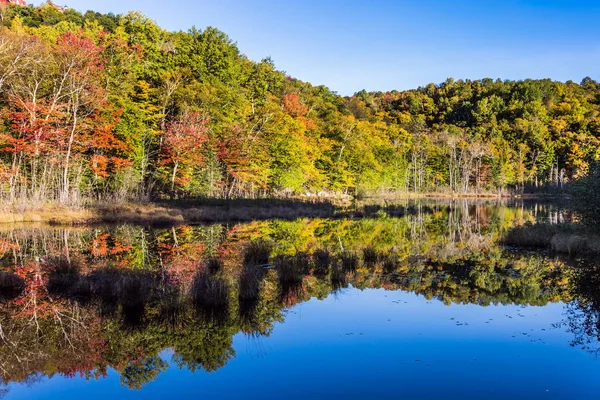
[34,0,600,95]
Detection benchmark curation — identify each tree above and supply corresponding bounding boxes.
[160,112,209,197]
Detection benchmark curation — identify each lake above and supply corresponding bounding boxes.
[1,200,599,399]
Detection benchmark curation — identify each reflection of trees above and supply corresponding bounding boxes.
[563,261,600,355]
[121,357,169,390]
[0,202,596,389]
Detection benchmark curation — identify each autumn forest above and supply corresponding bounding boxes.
[1,3,599,206]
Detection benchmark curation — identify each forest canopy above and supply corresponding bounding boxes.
[0,2,599,204]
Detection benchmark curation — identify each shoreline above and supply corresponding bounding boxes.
[0,193,570,227]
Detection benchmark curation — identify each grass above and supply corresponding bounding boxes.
[362,247,380,266]
[45,256,82,297]
[191,272,230,310]
[313,249,331,275]
[502,223,600,256]
[158,287,186,327]
[206,257,224,274]
[238,265,264,302]
[0,198,339,226]
[0,272,25,301]
[382,254,398,273]
[275,255,305,285]
[243,240,272,266]
[330,261,347,290]
[341,252,359,272]
[118,272,155,325]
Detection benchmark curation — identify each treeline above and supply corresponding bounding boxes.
[0,3,599,204]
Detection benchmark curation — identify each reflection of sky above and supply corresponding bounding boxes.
[8,288,600,400]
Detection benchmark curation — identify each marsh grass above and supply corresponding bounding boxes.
[88,268,124,316]
[0,272,25,301]
[341,252,359,272]
[206,257,224,274]
[382,254,398,274]
[362,247,380,266]
[243,240,272,266]
[502,224,554,248]
[117,272,156,325]
[45,256,81,297]
[191,272,230,311]
[330,261,347,291]
[279,280,304,308]
[275,255,305,285]
[159,287,186,327]
[313,249,331,275]
[238,265,264,302]
[238,297,260,333]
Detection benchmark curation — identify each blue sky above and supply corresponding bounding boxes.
[34,0,600,95]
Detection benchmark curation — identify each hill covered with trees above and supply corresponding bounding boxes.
[0,2,599,205]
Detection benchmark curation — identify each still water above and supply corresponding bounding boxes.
[1,201,598,399]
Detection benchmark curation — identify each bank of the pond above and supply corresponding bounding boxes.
[0,192,570,227]
[0,200,341,226]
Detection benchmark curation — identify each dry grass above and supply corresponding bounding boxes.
[0,206,93,225]
[0,198,339,226]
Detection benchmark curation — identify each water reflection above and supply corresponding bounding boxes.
[0,202,597,396]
